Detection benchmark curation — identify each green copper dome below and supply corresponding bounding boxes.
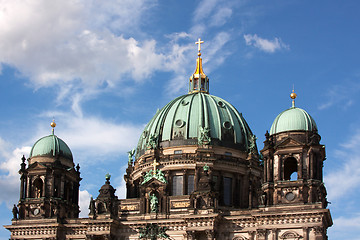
[136,92,255,157]
[30,134,73,160]
[270,106,317,135]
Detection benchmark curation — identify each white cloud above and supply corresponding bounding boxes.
[79,189,91,218]
[0,0,163,106]
[36,111,144,159]
[244,34,289,53]
[329,214,360,240]
[325,129,360,201]
[0,139,31,207]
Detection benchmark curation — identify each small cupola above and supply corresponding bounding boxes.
[270,90,317,135]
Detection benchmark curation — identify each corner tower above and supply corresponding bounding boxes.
[260,91,331,238]
[16,121,81,220]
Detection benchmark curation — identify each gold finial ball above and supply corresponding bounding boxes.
[198,52,201,56]
[290,92,297,99]
[50,121,56,128]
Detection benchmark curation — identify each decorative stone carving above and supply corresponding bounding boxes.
[279,231,302,239]
[138,223,170,239]
[141,169,167,185]
[198,126,211,145]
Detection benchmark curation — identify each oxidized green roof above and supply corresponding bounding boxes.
[30,134,73,160]
[136,92,255,157]
[270,107,317,135]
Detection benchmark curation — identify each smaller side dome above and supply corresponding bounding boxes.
[30,134,73,160]
[270,107,317,135]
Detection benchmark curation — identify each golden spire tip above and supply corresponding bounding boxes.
[51,119,56,134]
[290,88,297,107]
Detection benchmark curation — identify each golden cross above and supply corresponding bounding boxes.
[195,38,204,52]
[152,159,160,174]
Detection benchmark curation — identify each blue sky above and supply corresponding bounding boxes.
[1,0,360,239]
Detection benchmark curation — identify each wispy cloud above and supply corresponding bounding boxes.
[318,80,360,110]
[244,34,289,53]
[325,129,360,201]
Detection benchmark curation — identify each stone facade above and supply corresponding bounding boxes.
[5,138,332,240]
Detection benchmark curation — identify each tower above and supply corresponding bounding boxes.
[17,121,81,220]
[261,91,331,238]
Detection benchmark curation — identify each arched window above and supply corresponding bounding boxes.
[284,157,298,180]
[33,178,43,198]
[172,175,183,196]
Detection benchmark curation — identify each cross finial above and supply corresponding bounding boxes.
[195,38,204,54]
[151,159,160,175]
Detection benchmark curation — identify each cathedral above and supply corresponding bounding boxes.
[4,39,332,240]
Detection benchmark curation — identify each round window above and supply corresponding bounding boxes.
[181,100,189,106]
[223,121,232,129]
[175,119,185,128]
[285,192,295,201]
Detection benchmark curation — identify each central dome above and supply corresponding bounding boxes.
[136,92,254,157]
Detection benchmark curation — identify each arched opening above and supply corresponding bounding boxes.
[284,157,298,180]
[33,178,43,198]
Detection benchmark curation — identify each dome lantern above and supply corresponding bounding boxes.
[189,38,209,94]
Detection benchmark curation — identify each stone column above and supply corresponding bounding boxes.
[20,176,25,199]
[256,229,267,240]
[312,226,324,240]
[42,176,46,198]
[184,230,195,240]
[247,231,255,240]
[302,227,309,240]
[270,228,278,240]
[205,230,215,240]
[26,176,31,198]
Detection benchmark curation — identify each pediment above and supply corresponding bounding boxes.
[142,177,167,187]
[27,161,48,170]
[275,137,303,148]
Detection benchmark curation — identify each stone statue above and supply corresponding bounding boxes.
[147,134,158,149]
[141,170,154,185]
[249,134,258,154]
[127,149,136,165]
[198,126,211,145]
[89,197,96,215]
[12,204,18,220]
[141,169,167,185]
[260,192,267,206]
[149,193,158,213]
[155,169,167,184]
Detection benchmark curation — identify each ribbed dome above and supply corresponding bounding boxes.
[270,107,317,135]
[136,92,255,157]
[30,134,73,160]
